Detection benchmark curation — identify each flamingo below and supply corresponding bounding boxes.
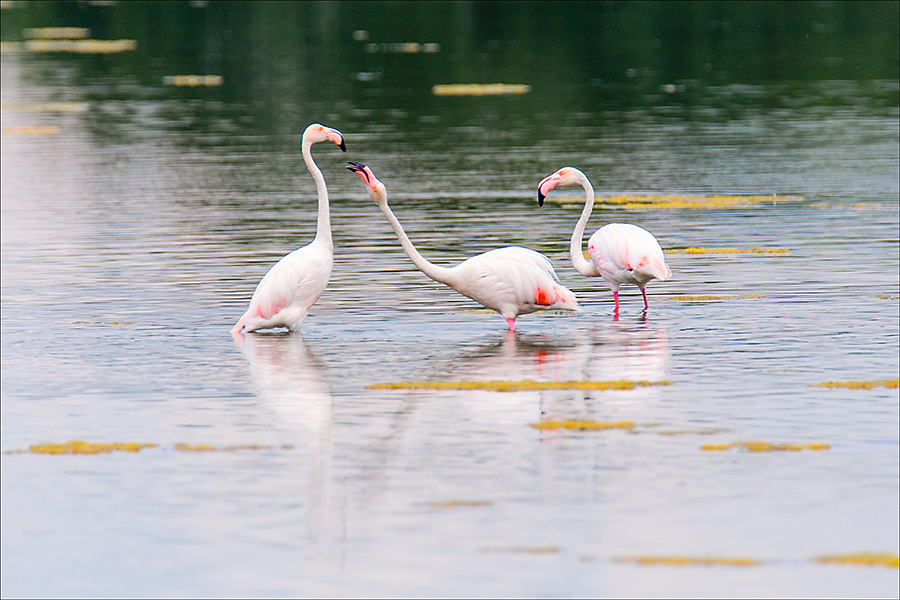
[538,167,670,316]
[231,123,346,337]
[346,162,579,331]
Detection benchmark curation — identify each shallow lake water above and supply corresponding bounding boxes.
[2,2,899,598]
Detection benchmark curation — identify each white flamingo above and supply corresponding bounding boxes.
[538,167,670,315]
[232,123,346,336]
[347,162,579,331]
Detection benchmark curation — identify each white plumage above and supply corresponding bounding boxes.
[232,123,346,336]
[347,162,579,331]
[538,167,670,315]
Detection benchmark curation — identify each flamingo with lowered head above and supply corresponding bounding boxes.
[231,123,346,337]
[347,162,579,331]
[538,167,670,316]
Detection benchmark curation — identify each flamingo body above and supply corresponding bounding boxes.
[232,123,345,336]
[445,246,580,323]
[587,223,671,291]
[347,162,579,331]
[538,167,670,314]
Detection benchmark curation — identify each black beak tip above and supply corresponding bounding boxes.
[339,140,347,152]
[538,192,546,207]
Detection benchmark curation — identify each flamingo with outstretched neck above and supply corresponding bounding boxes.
[347,162,579,331]
[538,167,670,316]
[231,123,346,337]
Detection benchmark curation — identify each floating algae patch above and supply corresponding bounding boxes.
[655,428,733,436]
[22,39,136,53]
[701,441,831,452]
[531,420,635,431]
[482,546,562,555]
[667,294,765,303]
[426,500,494,509]
[546,193,801,210]
[163,75,224,87]
[23,27,90,39]
[367,380,670,392]
[813,552,900,568]
[811,379,898,390]
[667,247,790,255]
[7,441,293,455]
[615,555,764,567]
[433,83,531,96]
[1,101,89,113]
[24,440,158,455]
[3,126,59,135]
[875,294,899,300]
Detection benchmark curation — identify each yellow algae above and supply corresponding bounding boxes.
[1,102,89,113]
[482,546,562,554]
[667,247,790,255]
[162,74,224,87]
[813,552,900,568]
[433,83,531,96]
[668,294,765,302]
[875,295,899,300]
[812,379,899,390]
[547,193,801,210]
[367,379,670,392]
[23,39,136,53]
[23,27,90,39]
[616,555,764,567]
[174,443,218,452]
[3,126,59,135]
[531,420,635,431]
[655,428,733,436]
[426,500,494,509]
[28,440,157,455]
[701,441,830,452]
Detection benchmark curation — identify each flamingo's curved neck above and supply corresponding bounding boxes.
[570,174,599,277]
[377,197,452,285]
[303,138,332,250]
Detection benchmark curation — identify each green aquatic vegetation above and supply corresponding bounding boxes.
[367,380,670,392]
[701,441,831,452]
[812,379,898,390]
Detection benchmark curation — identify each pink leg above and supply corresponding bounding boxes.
[613,290,620,313]
[641,288,649,310]
[506,317,516,331]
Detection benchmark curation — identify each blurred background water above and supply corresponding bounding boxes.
[1,1,898,597]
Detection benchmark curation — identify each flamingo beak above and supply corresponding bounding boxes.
[346,161,371,184]
[325,128,346,151]
[537,174,559,207]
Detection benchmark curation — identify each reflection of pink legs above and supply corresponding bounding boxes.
[641,288,649,310]
[506,317,516,331]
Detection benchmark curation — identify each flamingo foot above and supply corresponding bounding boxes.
[506,317,516,331]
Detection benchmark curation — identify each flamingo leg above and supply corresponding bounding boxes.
[641,288,649,310]
[506,317,516,331]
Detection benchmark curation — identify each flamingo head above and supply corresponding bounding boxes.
[346,162,387,203]
[303,123,346,151]
[537,167,585,206]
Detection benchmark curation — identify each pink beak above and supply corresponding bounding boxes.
[537,173,561,206]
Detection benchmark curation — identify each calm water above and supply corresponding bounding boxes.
[2,2,899,598]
